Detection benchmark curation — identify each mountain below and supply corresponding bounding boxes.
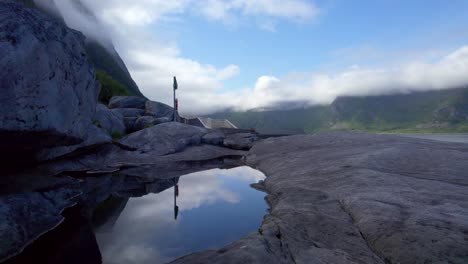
[25,0,144,98]
[210,87,468,134]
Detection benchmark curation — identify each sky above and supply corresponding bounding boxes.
[35,0,468,115]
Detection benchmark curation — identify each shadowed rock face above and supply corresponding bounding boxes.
[108,96,147,110]
[0,1,99,150]
[170,132,468,264]
[94,104,125,136]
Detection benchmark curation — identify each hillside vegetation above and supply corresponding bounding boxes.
[96,70,130,103]
[211,87,468,134]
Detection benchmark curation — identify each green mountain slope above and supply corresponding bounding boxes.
[85,41,144,97]
[210,87,468,134]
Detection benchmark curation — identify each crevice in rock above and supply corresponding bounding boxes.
[338,201,386,264]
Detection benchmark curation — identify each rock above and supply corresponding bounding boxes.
[0,185,82,262]
[133,116,156,131]
[171,132,468,264]
[36,125,112,161]
[0,1,99,150]
[145,100,175,119]
[223,132,258,150]
[123,117,138,133]
[111,108,144,118]
[154,116,172,124]
[202,131,225,145]
[119,122,208,155]
[108,96,147,109]
[133,116,172,132]
[94,104,126,136]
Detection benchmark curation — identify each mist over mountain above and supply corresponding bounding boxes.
[210,87,468,134]
[30,0,144,97]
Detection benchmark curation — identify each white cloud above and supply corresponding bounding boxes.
[36,0,319,115]
[227,46,468,111]
[196,0,319,27]
[34,1,468,115]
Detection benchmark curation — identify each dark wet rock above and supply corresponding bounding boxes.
[171,132,468,264]
[145,100,175,119]
[0,1,99,150]
[111,108,144,118]
[108,96,147,109]
[202,131,225,145]
[91,195,129,232]
[3,205,102,264]
[119,122,208,155]
[35,125,112,161]
[34,144,121,177]
[94,104,125,136]
[0,186,82,262]
[123,117,138,132]
[116,145,246,180]
[223,132,258,150]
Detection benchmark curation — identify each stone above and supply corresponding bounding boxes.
[0,1,99,150]
[171,132,468,264]
[223,132,258,150]
[145,100,175,119]
[111,108,144,118]
[133,116,173,132]
[0,185,82,262]
[119,122,208,155]
[108,96,147,109]
[133,116,157,131]
[94,104,126,136]
[35,124,112,161]
[202,131,225,145]
[123,117,138,133]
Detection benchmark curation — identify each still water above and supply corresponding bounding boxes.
[95,166,267,264]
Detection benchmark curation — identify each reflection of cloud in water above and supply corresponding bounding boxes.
[97,166,266,264]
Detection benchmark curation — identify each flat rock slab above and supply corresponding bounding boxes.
[119,122,208,155]
[171,132,468,264]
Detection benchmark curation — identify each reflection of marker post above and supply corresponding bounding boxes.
[174,178,179,220]
[173,76,178,122]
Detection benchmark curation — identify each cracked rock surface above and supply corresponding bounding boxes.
[170,132,468,264]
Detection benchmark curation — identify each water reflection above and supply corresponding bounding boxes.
[95,166,266,264]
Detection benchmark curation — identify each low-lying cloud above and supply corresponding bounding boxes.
[34,0,468,115]
[230,46,468,111]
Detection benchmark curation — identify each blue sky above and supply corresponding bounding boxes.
[46,0,468,114]
[172,0,468,90]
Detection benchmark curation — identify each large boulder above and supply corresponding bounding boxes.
[119,122,208,155]
[223,132,258,150]
[108,96,147,109]
[202,131,225,145]
[133,116,171,131]
[111,108,144,118]
[95,104,126,136]
[123,117,138,133]
[36,125,112,161]
[145,101,175,119]
[0,1,100,151]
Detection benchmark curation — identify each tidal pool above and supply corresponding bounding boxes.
[95,166,267,264]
